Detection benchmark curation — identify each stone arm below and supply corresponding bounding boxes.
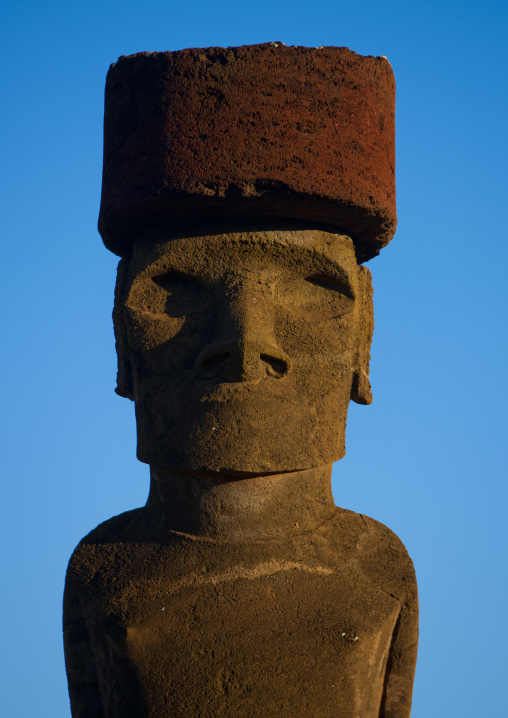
[380,590,419,718]
[63,579,105,718]
[357,513,419,718]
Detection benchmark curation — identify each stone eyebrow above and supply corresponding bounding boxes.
[132,235,358,297]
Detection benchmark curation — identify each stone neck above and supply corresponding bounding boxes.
[144,465,337,541]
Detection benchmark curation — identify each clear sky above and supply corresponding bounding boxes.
[2,1,507,715]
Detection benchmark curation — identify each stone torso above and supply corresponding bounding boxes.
[64,509,417,718]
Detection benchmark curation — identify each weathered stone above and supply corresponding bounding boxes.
[64,44,417,718]
[98,44,396,262]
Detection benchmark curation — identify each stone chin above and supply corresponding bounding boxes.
[134,381,351,474]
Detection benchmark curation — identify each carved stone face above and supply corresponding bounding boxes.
[114,227,373,473]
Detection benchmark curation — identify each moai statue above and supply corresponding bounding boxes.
[64,44,418,717]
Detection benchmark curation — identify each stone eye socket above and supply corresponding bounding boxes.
[276,273,354,316]
[153,272,207,317]
[304,274,354,301]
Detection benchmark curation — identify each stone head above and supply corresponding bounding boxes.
[112,223,374,474]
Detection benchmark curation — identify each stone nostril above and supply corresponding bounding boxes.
[261,354,290,379]
[195,348,230,379]
[195,341,291,381]
[200,362,219,380]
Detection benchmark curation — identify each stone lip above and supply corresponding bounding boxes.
[98,43,396,262]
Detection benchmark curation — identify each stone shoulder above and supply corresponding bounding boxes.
[65,509,148,592]
[333,508,417,609]
[76,508,145,546]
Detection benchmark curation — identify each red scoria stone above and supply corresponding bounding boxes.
[98,43,396,262]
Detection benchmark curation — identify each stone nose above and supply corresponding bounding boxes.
[194,291,291,382]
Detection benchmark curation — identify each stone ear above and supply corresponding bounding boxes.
[113,258,134,400]
[350,265,374,405]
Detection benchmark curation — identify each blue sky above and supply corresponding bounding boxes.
[2,1,507,716]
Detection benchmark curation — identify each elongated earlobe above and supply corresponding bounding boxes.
[113,258,134,400]
[351,265,374,405]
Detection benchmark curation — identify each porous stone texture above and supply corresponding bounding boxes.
[64,45,418,718]
[98,43,396,262]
